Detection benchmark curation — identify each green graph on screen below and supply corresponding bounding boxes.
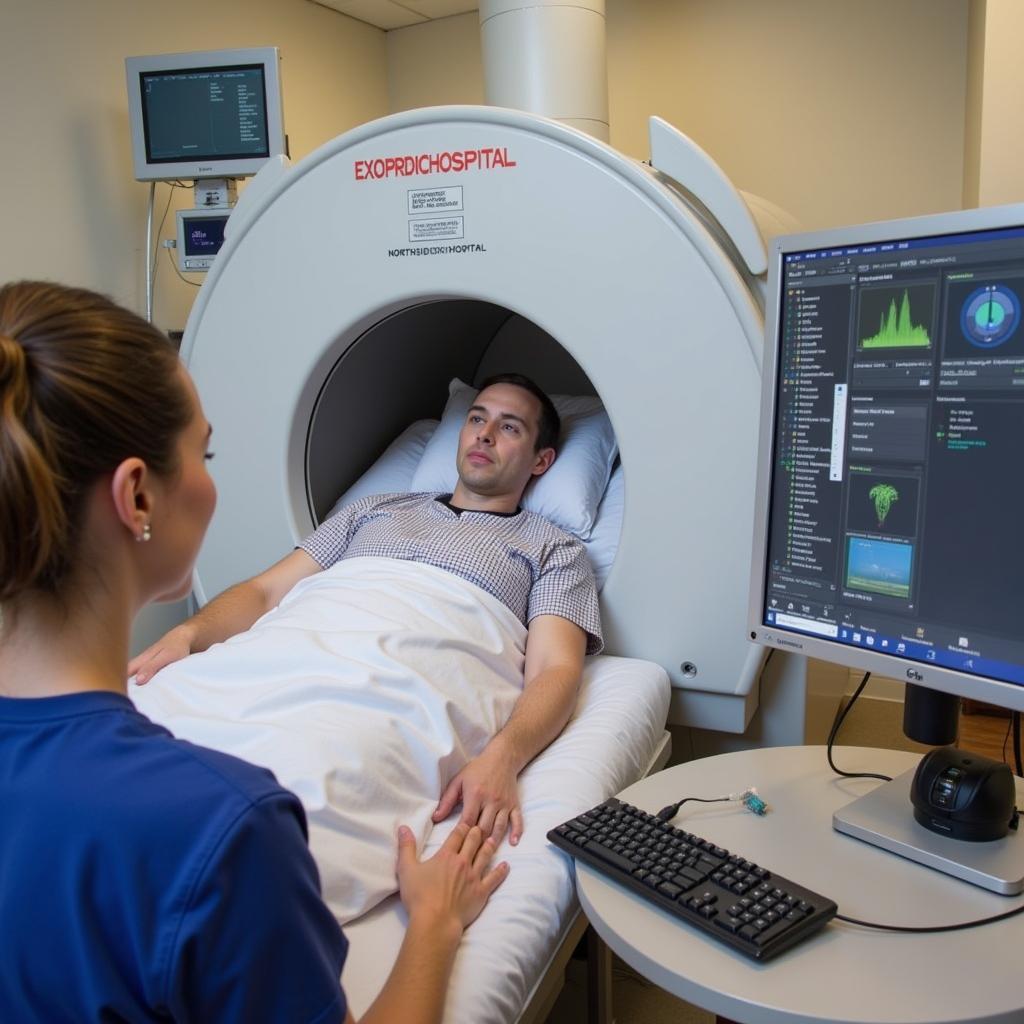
[861,290,931,349]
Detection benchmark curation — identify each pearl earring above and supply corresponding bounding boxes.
[136,523,152,543]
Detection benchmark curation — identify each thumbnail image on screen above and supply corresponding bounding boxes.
[845,536,914,600]
[844,470,921,539]
[857,282,936,351]
[942,277,1023,358]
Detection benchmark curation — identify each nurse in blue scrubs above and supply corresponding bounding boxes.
[0,281,507,1024]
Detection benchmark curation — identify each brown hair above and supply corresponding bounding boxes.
[0,281,191,602]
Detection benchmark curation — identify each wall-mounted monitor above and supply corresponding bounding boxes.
[125,47,286,182]
[176,207,231,272]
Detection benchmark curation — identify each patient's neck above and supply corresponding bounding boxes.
[449,481,523,515]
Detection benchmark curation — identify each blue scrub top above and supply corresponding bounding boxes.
[0,690,348,1022]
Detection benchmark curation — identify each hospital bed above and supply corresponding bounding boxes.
[144,104,838,1021]
[134,382,671,1022]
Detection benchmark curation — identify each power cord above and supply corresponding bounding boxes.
[836,901,1024,933]
[825,670,892,782]
[166,245,202,288]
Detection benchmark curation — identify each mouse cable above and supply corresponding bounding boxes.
[657,790,768,822]
[825,670,893,783]
[835,899,1024,933]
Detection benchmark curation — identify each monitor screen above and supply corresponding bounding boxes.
[126,48,285,182]
[141,65,270,164]
[175,208,230,272]
[182,213,228,257]
[750,204,1024,713]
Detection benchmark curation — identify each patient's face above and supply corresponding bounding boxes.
[455,383,554,502]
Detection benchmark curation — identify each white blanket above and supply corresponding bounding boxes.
[131,556,528,923]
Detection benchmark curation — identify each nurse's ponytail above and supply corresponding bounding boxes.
[0,281,190,603]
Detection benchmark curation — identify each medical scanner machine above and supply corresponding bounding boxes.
[182,104,841,747]
[167,97,861,1023]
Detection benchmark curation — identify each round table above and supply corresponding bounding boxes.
[576,746,1023,1024]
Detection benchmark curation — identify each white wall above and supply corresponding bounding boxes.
[387,1,971,230]
[0,0,388,333]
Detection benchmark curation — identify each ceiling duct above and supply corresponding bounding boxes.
[480,0,609,141]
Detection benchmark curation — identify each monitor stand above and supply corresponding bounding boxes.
[832,768,1024,895]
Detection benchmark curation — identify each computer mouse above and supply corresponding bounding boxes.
[911,746,1018,842]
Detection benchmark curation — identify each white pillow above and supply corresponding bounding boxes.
[327,419,438,519]
[409,378,618,540]
[583,461,624,591]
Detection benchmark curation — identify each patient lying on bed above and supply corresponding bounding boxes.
[130,373,603,922]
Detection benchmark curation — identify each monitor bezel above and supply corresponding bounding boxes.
[125,47,285,183]
[748,202,1024,714]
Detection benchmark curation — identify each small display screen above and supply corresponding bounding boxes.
[183,216,228,257]
[140,64,270,164]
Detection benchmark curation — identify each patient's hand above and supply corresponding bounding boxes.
[128,624,194,685]
[432,742,523,846]
[397,822,508,933]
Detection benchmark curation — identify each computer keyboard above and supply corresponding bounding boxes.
[549,797,837,962]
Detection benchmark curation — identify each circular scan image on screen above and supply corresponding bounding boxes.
[960,283,1021,350]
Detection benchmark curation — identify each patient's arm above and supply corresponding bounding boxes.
[350,823,508,1024]
[432,614,586,844]
[128,549,321,683]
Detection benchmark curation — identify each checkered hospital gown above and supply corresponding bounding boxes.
[300,492,603,654]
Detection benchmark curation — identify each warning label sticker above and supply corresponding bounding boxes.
[408,186,463,215]
[409,217,464,242]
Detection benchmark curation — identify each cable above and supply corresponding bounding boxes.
[657,790,767,822]
[657,796,729,820]
[1014,711,1022,777]
[166,246,202,288]
[836,900,1024,933]
[825,671,893,782]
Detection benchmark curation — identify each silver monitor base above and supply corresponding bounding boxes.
[832,768,1024,895]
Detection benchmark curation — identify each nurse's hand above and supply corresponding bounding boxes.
[396,823,508,932]
[432,743,523,846]
[128,623,195,684]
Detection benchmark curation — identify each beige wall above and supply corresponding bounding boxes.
[963,0,986,206]
[388,1,970,231]
[967,0,1024,206]
[386,12,484,110]
[0,0,387,332]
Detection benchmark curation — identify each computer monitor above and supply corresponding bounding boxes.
[749,203,1024,890]
[176,207,231,272]
[751,202,1024,713]
[125,47,286,182]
